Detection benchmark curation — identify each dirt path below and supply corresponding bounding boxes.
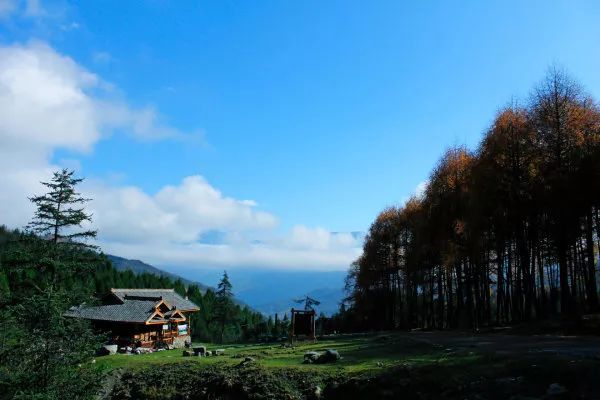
[405,330,600,359]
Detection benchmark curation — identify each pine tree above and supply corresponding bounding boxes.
[27,169,96,246]
[214,271,234,342]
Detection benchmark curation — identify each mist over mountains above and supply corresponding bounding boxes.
[175,268,348,317]
[108,255,350,317]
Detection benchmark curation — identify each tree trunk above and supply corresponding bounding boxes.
[585,209,598,312]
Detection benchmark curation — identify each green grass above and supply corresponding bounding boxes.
[98,332,600,399]
[95,333,445,373]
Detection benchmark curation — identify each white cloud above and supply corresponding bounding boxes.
[0,0,17,18]
[59,21,79,31]
[0,41,198,225]
[92,51,111,64]
[87,181,359,271]
[99,235,361,271]
[0,0,60,20]
[24,0,42,17]
[0,41,361,271]
[86,175,278,245]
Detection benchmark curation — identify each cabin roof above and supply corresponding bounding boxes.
[110,288,200,311]
[64,300,161,323]
[64,288,199,324]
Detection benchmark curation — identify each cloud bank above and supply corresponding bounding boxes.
[0,41,361,271]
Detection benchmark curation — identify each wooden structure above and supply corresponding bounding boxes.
[290,308,316,343]
[65,288,200,348]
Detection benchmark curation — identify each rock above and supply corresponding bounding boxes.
[316,349,340,364]
[119,346,133,354]
[315,385,322,398]
[547,383,567,396]
[304,351,320,364]
[134,347,152,354]
[237,356,256,367]
[214,348,225,356]
[172,336,190,349]
[193,346,207,356]
[182,350,193,357]
[97,345,118,356]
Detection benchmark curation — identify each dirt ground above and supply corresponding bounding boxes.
[403,329,600,359]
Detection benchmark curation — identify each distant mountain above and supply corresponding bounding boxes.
[107,255,355,318]
[254,286,345,317]
[172,268,349,317]
[106,254,211,293]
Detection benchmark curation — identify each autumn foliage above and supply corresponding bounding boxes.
[345,68,600,329]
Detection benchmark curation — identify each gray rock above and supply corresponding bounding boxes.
[238,356,255,366]
[214,348,225,356]
[316,349,340,364]
[304,351,320,364]
[547,383,567,396]
[103,344,118,355]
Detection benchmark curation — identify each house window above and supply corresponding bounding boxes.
[178,324,188,335]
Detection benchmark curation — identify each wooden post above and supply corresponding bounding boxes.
[290,308,295,345]
[312,310,316,342]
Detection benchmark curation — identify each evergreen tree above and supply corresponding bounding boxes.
[27,169,97,246]
[214,271,234,342]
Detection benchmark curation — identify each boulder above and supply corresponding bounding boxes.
[237,356,255,367]
[214,349,225,356]
[303,351,320,364]
[316,349,340,364]
[193,346,207,356]
[547,383,567,397]
[100,344,118,356]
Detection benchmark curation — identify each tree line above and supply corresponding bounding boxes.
[344,68,600,331]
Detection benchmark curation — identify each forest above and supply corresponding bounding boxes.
[342,68,600,331]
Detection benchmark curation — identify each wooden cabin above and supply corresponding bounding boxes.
[65,288,200,348]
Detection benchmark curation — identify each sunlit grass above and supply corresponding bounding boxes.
[94,333,448,373]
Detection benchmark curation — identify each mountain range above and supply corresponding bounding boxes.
[107,255,348,317]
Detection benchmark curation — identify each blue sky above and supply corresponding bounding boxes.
[1,1,599,271]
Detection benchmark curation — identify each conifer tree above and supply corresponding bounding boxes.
[214,271,234,342]
[27,169,96,246]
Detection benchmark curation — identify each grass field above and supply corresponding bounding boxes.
[98,331,600,399]
[96,333,445,373]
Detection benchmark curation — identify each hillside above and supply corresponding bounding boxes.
[106,254,211,292]
[106,255,253,309]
